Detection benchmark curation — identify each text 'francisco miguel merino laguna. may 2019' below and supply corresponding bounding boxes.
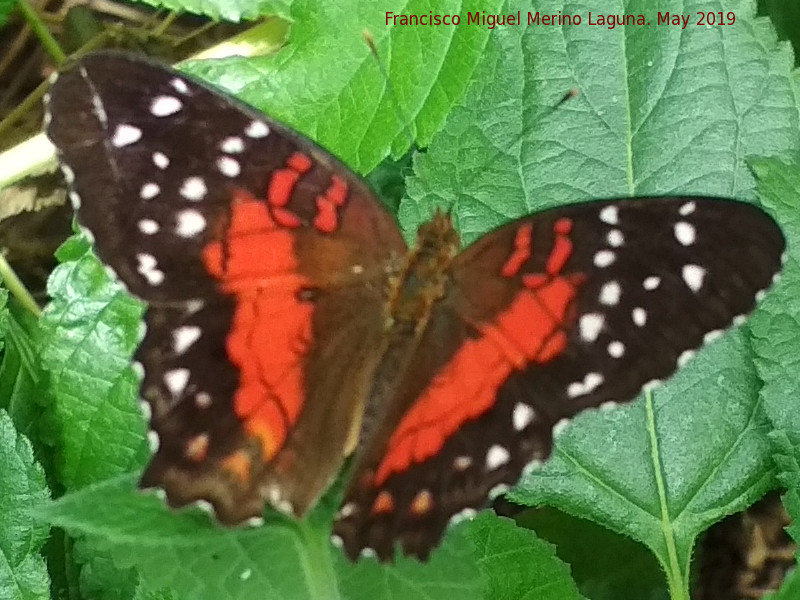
[385,10,737,30]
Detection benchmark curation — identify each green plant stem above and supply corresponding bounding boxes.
[0,253,41,317]
[0,77,50,141]
[645,390,689,600]
[296,518,341,600]
[15,0,66,65]
[151,10,182,40]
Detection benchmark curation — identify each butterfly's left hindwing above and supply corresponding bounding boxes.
[45,52,407,523]
[334,197,784,560]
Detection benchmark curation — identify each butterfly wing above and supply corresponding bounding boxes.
[335,197,784,560]
[45,52,407,521]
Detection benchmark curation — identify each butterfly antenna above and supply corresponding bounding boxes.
[363,29,416,149]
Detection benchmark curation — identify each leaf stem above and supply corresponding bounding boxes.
[15,0,66,65]
[296,517,341,600]
[0,253,41,317]
[645,389,689,600]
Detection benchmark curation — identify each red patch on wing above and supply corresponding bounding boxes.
[313,175,349,233]
[501,223,532,277]
[373,219,583,485]
[266,152,312,228]
[202,189,312,463]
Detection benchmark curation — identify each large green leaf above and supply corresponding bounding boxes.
[185,0,499,172]
[748,156,800,598]
[0,407,50,600]
[39,236,149,490]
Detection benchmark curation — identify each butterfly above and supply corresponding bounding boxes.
[44,51,785,561]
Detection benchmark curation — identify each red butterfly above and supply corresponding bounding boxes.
[45,52,784,561]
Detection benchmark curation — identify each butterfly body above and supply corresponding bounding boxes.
[45,52,785,561]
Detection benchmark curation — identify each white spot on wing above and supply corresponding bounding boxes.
[593,250,615,267]
[599,281,621,305]
[486,445,510,470]
[453,456,472,470]
[140,182,160,200]
[703,329,723,344]
[180,176,207,201]
[337,502,356,519]
[643,378,661,392]
[61,164,75,184]
[112,124,142,147]
[136,253,164,285]
[139,400,152,420]
[674,221,696,246]
[164,368,190,396]
[608,340,625,357]
[150,95,182,117]
[522,459,543,477]
[172,325,201,354]
[245,120,270,138]
[131,361,145,379]
[184,299,205,314]
[450,508,478,525]
[579,313,604,342]
[677,349,695,367]
[488,483,509,499]
[567,372,604,398]
[599,205,618,224]
[138,219,159,234]
[217,156,241,177]
[607,229,624,247]
[195,392,211,408]
[643,276,661,290]
[170,77,190,94]
[220,136,245,153]
[153,152,170,169]
[553,418,571,438]
[176,209,206,237]
[512,402,535,431]
[679,201,696,216]
[632,307,647,327]
[682,264,706,292]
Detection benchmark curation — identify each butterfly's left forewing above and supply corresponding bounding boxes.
[335,197,784,560]
[46,53,407,522]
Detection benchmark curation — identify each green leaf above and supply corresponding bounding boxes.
[0,293,44,440]
[511,335,777,598]
[185,0,499,172]
[0,0,14,29]
[403,0,798,241]
[129,0,290,22]
[516,508,669,600]
[0,409,50,600]
[761,0,800,66]
[39,240,149,490]
[467,512,586,600]
[36,476,484,599]
[749,157,800,448]
[749,157,800,585]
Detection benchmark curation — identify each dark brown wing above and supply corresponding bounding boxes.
[335,197,784,560]
[46,52,407,522]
